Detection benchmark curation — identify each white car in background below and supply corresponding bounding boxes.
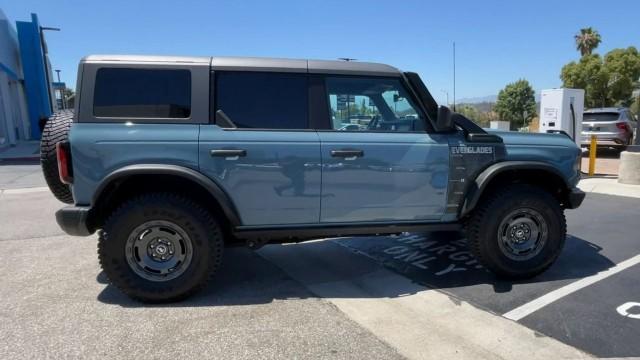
[581,107,637,150]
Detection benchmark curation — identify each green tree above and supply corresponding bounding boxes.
[632,78,640,115]
[560,47,640,107]
[360,98,368,114]
[575,27,602,57]
[494,79,537,130]
[456,105,479,122]
[632,98,640,117]
[455,103,497,128]
[561,54,609,107]
[604,47,640,105]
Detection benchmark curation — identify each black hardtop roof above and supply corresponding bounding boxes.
[81,55,402,77]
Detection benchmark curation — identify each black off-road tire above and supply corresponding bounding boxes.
[467,184,566,279]
[98,193,224,303]
[40,110,74,204]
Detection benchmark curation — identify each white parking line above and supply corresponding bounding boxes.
[504,254,640,321]
[0,187,49,194]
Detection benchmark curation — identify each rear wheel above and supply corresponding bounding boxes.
[98,193,223,302]
[40,110,74,204]
[467,184,566,279]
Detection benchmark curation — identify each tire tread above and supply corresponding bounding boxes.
[98,192,223,303]
[40,110,74,204]
[467,184,566,278]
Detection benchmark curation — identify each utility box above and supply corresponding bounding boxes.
[539,89,584,143]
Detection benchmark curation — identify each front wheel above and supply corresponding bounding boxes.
[466,184,566,279]
[98,193,223,303]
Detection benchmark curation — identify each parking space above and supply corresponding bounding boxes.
[520,263,640,357]
[2,162,639,358]
[335,192,640,358]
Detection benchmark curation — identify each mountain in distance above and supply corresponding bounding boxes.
[457,92,542,104]
[457,94,498,104]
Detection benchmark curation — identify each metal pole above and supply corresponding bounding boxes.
[55,69,65,109]
[453,42,456,112]
[39,26,60,114]
[588,135,597,176]
[636,94,640,145]
[441,90,449,106]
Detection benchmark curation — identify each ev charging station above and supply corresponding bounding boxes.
[539,88,585,144]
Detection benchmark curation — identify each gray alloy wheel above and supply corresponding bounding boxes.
[497,208,548,261]
[125,220,194,282]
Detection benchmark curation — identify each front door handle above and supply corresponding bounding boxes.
[210,149,247,158]
[330,149,364,159]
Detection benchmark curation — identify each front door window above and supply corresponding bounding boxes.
[325,77,425,132]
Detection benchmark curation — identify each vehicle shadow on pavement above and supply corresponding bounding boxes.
[581,147,621,159]
[96,231,614,308]
[96,247,322,307]
[332,232,615,294]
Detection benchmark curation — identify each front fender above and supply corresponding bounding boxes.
[460,161,571,217]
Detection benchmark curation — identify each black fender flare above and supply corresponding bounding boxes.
[460,161,571,217]
[93,164,242,226]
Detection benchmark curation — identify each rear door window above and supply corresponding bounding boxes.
[93,68,191,118]
[214,72,308,129]
[583,112,621,122]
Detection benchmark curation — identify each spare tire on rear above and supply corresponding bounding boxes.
[40,110,74,204]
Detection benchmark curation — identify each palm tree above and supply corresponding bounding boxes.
[574,27,602,56]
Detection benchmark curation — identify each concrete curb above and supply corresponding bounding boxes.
[618,151,640,185]
[579,178,640,199]
[0,156,40,162]
[0,141,40,162]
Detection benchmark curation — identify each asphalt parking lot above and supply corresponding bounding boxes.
[1,162,639,358]
[336,191,640,357]
[0,166,402,359]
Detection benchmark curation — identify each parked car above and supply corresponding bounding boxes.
[348,114,374,125]
[338,123,364,131]
[41,55,584,302]
[581,107,637,150]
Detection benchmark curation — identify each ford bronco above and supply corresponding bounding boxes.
[41,55,585,302]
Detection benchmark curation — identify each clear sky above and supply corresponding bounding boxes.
[3,0,639,103]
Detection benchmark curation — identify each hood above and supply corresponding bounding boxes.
[485,129,578,147]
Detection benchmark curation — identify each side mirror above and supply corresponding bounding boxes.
[436,105,454,132]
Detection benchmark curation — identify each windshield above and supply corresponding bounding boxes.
[583,112,620,122]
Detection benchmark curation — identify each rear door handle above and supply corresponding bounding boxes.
[210,149,247,158]
[330,149,364,160]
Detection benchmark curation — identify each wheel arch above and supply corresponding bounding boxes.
[460,161,571,217]
[90,164,242,231]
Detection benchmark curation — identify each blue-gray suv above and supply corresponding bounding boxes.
[40,55,585,302]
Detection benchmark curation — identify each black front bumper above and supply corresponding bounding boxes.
[566,187,586,209]
[55,206,94,236]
